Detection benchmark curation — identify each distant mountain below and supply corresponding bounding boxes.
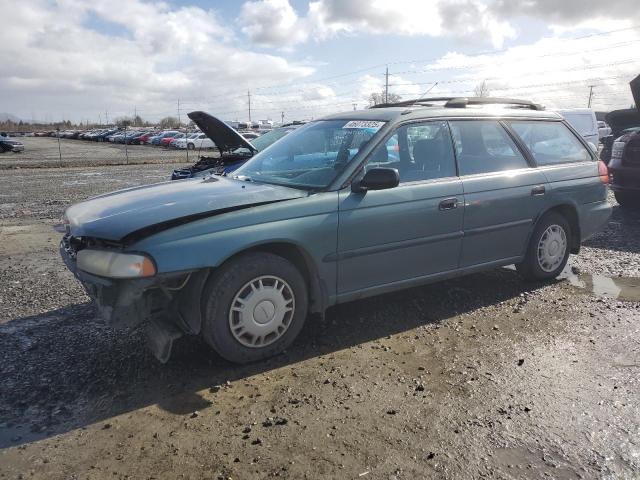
[0,113,22,122]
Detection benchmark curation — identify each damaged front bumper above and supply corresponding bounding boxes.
[60,240,209,362]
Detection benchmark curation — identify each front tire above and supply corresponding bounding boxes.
[517,212,571,281]
[201,252,308,364]
[187,143,195,150]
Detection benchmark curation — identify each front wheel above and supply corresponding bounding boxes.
[201,252,308,364]
[187,143,195,150]
[517,212,571,281]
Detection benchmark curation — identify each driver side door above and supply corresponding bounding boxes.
[336,121,464,300]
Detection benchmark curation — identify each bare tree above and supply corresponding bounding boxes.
[159,116,180,128]
[368,91,402,107]
[474,80,490,97]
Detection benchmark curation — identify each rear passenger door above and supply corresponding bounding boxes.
[449,120,549,268]
[507,120,602,205]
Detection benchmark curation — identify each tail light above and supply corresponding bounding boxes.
[598,160,609,184]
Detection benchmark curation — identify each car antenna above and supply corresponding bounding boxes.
[400,82,439,114]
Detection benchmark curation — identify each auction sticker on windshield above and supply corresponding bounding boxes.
[343,120,386,131]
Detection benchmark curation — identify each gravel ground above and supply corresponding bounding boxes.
[0,155,639,480]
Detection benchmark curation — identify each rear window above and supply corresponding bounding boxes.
[449,120,529,176]
[509,121,592,165]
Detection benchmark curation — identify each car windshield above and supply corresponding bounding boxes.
[249,127,293,151]
[232,119,386,190]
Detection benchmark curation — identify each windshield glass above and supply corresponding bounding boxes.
[250,128,292,151]
[232,119,386,189]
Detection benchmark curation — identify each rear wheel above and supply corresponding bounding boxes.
[517,212,571,281]
[201,252,308,364]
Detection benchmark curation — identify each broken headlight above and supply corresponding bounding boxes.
[76,250,156,279]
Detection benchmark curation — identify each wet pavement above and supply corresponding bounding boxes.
[0,162,639,479]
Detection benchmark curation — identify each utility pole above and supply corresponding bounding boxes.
[384,65,389,104]
[281,111,284,125]
[587,85,595,108]
[352,103,357,111]
[105,110,109,125]
[134,106,137,125]
[99,113,102,126]
[177,99,181,126]
[247,90,252,123]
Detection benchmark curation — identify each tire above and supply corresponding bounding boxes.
[201,252,308,364]
[187,143,195,151]
[614,191,639,208]
[516,212,571,281]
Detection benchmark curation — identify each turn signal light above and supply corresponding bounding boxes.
[598,161,609,184]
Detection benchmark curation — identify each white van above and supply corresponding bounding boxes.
[554,108,599,149]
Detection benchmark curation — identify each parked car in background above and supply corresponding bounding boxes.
[597,121,611,140]
[172,133,202,149]
[606,109,640,208]
[601,109,640,164]
[171,112,303,180]
[186,132,215,150]
[161,132,185,147]
[554,108,599,150]
[0,133,24,153]
[60,97,611,363]
[150,131,180,146]
[127,131,152,145]
[137,131,160,144]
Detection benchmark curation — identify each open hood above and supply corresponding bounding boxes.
[605,109,640,137]
[630,74,640,111]
[187,111,257,153]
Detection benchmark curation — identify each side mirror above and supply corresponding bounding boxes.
[352,167,400,193]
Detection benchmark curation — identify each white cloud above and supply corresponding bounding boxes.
[239,0,516,49]
[489,0,640,25]
[422,29,639,111]
[239,0,309,48]
[0,0,314,122]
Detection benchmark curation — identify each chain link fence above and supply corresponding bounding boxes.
[0,128,208,170]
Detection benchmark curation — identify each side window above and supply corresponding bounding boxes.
[366,121,456,183]
[509,121,592,165]
[365,133,400,170]
[449,120,529,176]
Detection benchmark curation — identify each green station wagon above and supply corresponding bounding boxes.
[61,97,611,363]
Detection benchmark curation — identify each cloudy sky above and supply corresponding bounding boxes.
[0,0,638,124]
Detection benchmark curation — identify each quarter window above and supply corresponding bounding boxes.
[449,120,529,176]
[509,121,592,165]
[366,121,457,183]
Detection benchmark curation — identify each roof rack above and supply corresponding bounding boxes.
[370,96,545,111]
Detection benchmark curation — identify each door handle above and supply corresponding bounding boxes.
[531,185,546,196]
[439,198,458,210]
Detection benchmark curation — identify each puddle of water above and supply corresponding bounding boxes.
[558,267,640,302]
[503,264,640,301]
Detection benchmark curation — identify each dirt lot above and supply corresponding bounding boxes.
[0,137,195,169]
[0,145,639,479]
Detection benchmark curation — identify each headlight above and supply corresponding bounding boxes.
[77,250,156,278]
